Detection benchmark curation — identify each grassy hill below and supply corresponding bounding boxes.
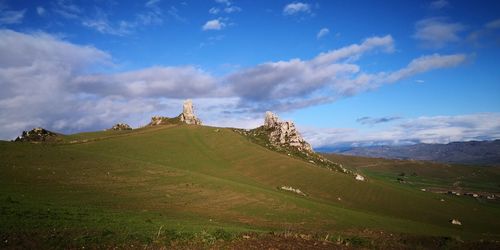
[1,124,500,248]
[323,154,500,194]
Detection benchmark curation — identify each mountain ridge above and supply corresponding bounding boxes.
[319,139,500,166]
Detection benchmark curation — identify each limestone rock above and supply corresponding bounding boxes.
[148,99,202,126]
[15,127,57,142]
[263,111,313,152]
[355,174,365,181]
[264,111,279,128]
[109,123,132,131]
[149,116,169,126]
[179,99,202,125]
[280,186,307,196]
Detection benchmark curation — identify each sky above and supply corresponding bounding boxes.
[0,0,500,149]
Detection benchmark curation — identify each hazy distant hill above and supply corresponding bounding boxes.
[321,140,500,166]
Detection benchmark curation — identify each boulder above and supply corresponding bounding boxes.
[149,115,171,126]
[355,174,365,181]
[264,111,313,152]
[109,123,132,131]
[15,127,57,142]
[450,219,462,225]
[179,99,202,125]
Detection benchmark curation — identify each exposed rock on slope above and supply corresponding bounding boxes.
[109,123,132,131]
[264,111,313,152]
[148,99,202,126]
[148,116,176,126]
[233,112,348,173]
[179,99,202,125]
[14,127,58,142]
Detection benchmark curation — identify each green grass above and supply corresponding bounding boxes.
[1,125,500,248]
[323,153,500,193]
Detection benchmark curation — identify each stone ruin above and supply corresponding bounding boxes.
[264,111,313,152]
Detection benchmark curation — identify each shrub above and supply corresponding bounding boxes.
[213,228,232,241]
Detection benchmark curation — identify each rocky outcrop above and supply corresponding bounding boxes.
[109,123,132,131]
[280,186,307,196]
[179,99,202,125]
[263,111,313,152]
[264,111,279,128]
[149,116,171,126]
[355,174,365,181]
[148,99,202,126]
[15,127,57,142]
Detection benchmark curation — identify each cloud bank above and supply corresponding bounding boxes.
[305,113,500,148]
[0,29,469,141]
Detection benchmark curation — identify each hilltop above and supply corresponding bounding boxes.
[1,100,500,249]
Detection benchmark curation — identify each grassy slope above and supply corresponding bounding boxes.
[1,125,500,246]
[323,154,500,193]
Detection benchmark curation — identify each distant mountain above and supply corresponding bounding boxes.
[320,140,500,166]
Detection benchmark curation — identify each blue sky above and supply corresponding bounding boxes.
[0,0,499,148]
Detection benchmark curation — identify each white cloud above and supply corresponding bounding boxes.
[215,0,231,6]
[0,30,469,141]
[413,17,465,49]
[467,18,500,47]
[145,0,161,8]
[224,6,241,13]
[52,0,164,35]
[356,116,401,125]
[333,53,466,96]
[202,19,225,31]
[0,29,111,139]
[304,113,500,148]
[209,0,241,14]
[52,0,82,19]
[225,35,396,108]
[429,0,449,9]
[485,18,500,29]
[0,29,225,139]
[0,8,26,24]
[317,28,329,39]
[227,35,465,112]
[36,6,46,16]
[283,2,311,15]
[73,66,218,98]
[209,7,220,14]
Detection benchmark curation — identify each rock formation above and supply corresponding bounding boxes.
[264,111,279,128]
[15,127,57,142]
[109,123,132,131]
[179,99,202,125]
[149,116,171,126]
[355,174,365,181]
[148,99,202,126]
[263,111,313,152]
